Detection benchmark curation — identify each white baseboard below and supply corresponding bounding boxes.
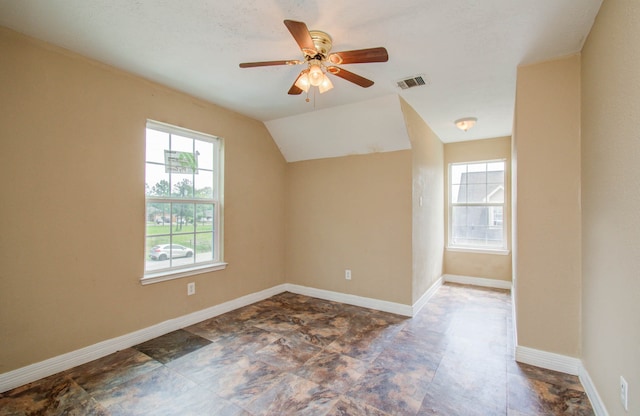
[412,277,443,316]
[283,283,413,317]
[579,366,610,416]
[515,345,582,375]
[0,284,288,393]
[443,274,512,290]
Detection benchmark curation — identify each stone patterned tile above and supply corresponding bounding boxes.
[245,373,339,416]
[196,355,284,408]
[164,341,246,385]
[132,329,211,364]
[0,372,110,416]
[65,348,162,394]
[326,395,393,416]
[418,353,507,416]
[93,365,245,416]
[507,373,594,416]
[293,350,369,392]
[325,317,404,363]
[184,322,280,356]
[346,364,429,416]
[508,362,585,392]
[254,334,323,371]
[2,284,595,416]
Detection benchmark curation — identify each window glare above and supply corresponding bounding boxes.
[488,161,505,172]
[171,134,193,152]
[145,129,169,163]
[451,165,467,185]
[467,163,486,173]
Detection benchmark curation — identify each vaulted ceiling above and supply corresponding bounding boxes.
[0,0,602,161]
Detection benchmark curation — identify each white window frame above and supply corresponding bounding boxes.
[448,159,508,254]
[142,120,226,285]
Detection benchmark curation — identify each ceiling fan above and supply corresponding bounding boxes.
[239,19,389,95]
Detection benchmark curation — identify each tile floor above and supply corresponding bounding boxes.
[0,284,594,415]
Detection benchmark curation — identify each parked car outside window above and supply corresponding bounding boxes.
[148,244,193,261]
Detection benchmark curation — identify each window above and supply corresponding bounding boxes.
[449,160,506,251]
[143,120,224,283]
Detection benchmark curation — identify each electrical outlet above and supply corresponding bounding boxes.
[621,376,628,411]
[187,282,195,296]
[345,269,351,280]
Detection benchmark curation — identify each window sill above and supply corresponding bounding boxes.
[141,262,228,285]
[447,247,510,256]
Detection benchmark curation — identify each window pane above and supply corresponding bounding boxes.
[172,203,194,232]
[146,129,169,164]
[171,175,194,198]
[451,165,466,185]
[487,161,504,172]
[195,204,215,231]
[194,170,214,199]
[467,163,486,173]
[451,184,463,203]
[452,206,504,248]
[145,164,170,197]
[195,140,214,170]
[195,231,214,262]
[487,186,505,203]
[146,235,170,271]
[490,206,504,226]
[467,183,487,203]
[487,168,505,186]
[451,206,470,242]
[146,202,171,234]
[169,237,195,268]
[466,170,487,184]
[171,134,194,153]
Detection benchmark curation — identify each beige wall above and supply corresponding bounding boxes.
[399,98,444,303]
[285,151,413,305]
[581,1,640,413]
[513,55,582,357]
[443,137,512,281]
[0,28,287,373]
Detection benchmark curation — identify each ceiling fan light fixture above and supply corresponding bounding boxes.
[308,63,324,86]
[318,74,334,93]
[455,117,477,132]
[295,70,311,92]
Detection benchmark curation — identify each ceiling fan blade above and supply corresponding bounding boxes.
[288,84,303,95]
[239,60,302,68]
[288,78,303,95]
[328,47,389,65]
[284,19,317,55]
[326,66,374,88]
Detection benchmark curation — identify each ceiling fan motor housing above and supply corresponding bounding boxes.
[308,30,333,60]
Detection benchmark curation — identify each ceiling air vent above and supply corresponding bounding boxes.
[396,74,429,90]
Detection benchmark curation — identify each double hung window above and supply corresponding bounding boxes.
[143,120,224,282]
[449,160,506,251]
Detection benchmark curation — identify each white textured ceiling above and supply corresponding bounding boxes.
[0,0,602,162]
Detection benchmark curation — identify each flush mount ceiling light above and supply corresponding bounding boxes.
[455,117,477,132]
